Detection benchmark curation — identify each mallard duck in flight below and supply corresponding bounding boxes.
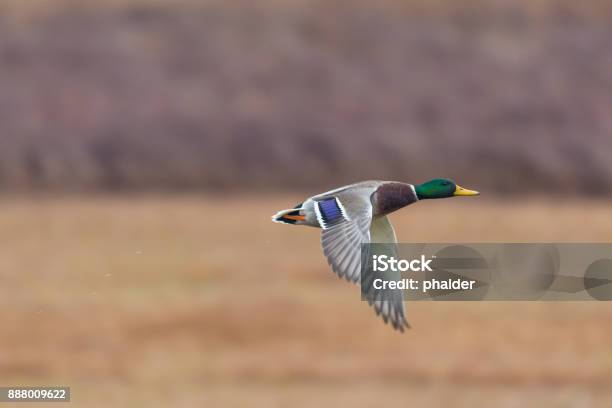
[272,179,479,332]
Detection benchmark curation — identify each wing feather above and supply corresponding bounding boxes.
[317,195,410,331]
[364,216,410,331]
[319,197,371,283]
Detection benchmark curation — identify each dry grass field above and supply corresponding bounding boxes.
[1,195,612,407]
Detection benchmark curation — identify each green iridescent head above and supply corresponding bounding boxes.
[415,178,479,200]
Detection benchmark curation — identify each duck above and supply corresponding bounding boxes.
[272,179,479,332]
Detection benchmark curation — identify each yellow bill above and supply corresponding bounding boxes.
[454,184,480,196]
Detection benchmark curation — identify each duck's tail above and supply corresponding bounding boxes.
[272,203,305,225]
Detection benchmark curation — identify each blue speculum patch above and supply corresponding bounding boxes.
[318,198,343,224]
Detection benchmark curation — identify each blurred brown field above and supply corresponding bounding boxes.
[2,195,612,407]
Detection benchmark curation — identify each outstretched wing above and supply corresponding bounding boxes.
[316,195,410,331]
[317,196,372,283]
[362,215,410,332]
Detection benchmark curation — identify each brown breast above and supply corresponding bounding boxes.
[372,182,418,216]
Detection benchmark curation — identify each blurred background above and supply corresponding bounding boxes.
[1,0,612,406]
